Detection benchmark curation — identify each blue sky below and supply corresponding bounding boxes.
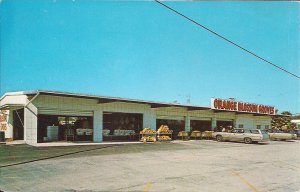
[0,0,299,114]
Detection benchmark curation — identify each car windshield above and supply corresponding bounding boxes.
[232,129,244,133]
[260,130,267,134]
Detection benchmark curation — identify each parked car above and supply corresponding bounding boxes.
[267,129,297,141]
[212,128,269,144]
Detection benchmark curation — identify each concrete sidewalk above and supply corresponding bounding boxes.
[31,140,202,147]
[32,141,143,147]
[4,139,208,147]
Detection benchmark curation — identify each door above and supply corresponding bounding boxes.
[222,132,232,140]
[232,129,245,142]
[230,129,242,141]
[13,109,24,140]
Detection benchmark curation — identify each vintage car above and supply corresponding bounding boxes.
[267,129,297,141]
[212,128,269,144]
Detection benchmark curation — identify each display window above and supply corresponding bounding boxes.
[13,109,24,140]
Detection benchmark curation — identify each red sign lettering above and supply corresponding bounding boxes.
[211,98,275,115]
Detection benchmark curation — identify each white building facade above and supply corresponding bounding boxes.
[0,90,275,145]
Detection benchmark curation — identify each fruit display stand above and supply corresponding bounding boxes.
[201,131,213,140]
[190,131,201,140]
[157,125,173,142]
[178,131,189,141]
[139,128,157,142]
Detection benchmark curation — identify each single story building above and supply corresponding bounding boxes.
[0,90,277,145]
[291,119,300,129]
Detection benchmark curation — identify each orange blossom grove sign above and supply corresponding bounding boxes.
[211,98,275,115]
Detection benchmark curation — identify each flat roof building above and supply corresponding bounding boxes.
[0,90,277,145]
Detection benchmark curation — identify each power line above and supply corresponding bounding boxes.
[154,0,300,80]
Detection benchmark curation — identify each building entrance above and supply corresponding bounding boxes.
[13,109,24,140]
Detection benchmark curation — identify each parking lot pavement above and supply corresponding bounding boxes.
[0,140,300,192]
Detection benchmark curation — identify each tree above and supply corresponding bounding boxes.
[271,111,296,131]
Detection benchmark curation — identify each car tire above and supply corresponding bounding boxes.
[244,137,252,144]
[216,135,223,142]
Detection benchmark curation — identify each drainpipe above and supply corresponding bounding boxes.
[25,92,40,107]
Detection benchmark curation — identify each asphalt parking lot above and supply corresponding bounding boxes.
[0,140,300,192]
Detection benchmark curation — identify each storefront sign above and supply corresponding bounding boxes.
[0,111,8,130]
[211,98,275,115]
[0,124,6,131]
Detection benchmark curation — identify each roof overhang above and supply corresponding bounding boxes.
[253,113,275,117]
[0,90,281,117]
[212,109,235,114]
[0,104,24,110]
[212,109,278,117]
[27,90,211,110]
[186,106,210,111]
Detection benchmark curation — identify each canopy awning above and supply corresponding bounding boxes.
[0,104,24,110]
